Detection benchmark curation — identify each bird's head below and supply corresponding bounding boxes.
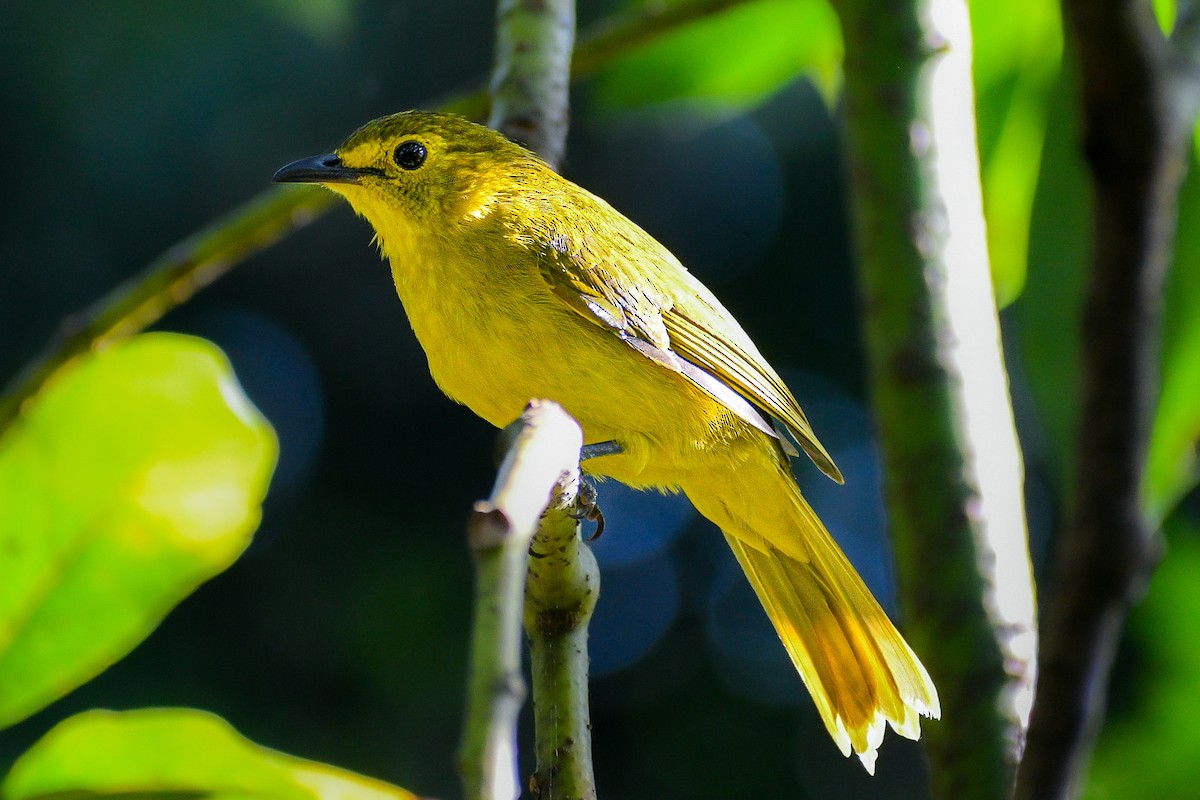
[274,111,542,243]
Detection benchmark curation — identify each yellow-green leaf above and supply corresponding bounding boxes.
[1153,0,1176,34]
[1082,521,1200,799]
[0,334,277,729]
[970,0,1062,306]
[1147,323,1200,521]
[1145,151,1200,521]
[1,708,424,800]
[593,0,843,111]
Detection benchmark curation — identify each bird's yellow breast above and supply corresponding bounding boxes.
[387,232,739,489]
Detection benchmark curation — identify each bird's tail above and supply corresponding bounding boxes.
[682,448,939,773]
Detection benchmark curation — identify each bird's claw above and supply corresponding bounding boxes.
[573,477,605,541]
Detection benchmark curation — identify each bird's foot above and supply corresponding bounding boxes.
[581,440,622,460]
[573,477,605,541]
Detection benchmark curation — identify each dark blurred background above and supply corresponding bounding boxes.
[3,2,1198,799]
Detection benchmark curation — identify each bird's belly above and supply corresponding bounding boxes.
[408,291,737,489]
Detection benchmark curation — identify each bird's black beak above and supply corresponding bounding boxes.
[272,153,363,185]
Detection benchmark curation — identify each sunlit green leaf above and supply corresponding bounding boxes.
[978,91,1050,306]
[1153,0,1177,34]
[0,334,277,729]
[1145,156,1200,521]
[970,0,1061,306]
[970,0,1061,90]
[1146,326,1200,521]
[593,0,842,111]
[1,708,424,800]
[1082,522,1200,799]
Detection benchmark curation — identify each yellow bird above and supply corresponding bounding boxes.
[275,111,939,772]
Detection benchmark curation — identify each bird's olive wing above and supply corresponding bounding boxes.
[536,249,784,445]
[662,304,842,482]
[532,222,841,482]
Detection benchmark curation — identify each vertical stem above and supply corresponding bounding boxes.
[524,502,600,800]
[831,0,1036,795]
[461,518,533,800]
[1014,2,1190,798]
[489,0,576,171]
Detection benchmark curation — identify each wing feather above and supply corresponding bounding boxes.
[522,186,842,481]
[663,306,842,481]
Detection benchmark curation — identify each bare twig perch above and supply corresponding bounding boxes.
[525,479,599,800]
[458,401,588,800]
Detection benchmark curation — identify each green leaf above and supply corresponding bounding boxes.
[0,334,277,729]
[970,0,1062,306]
[1,708,424,800]
[1082,521,1200,799]
[1145,152,1200,521]
[1152,0,1176,34]
[593,0,842,111]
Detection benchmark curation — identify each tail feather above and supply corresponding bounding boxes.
[726,534,937,773]
[684,449,939,773]
[727,536,877,749]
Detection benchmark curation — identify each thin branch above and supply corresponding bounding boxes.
[1013,2,1198,798]
[0,186,332,430]
[524,482,599,800]
[0,0,759,439]
[830,0,1037,795]
[488,0,576,170]
[458,401,585,800]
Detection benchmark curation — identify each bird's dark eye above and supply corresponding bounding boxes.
[393,140,427,170]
